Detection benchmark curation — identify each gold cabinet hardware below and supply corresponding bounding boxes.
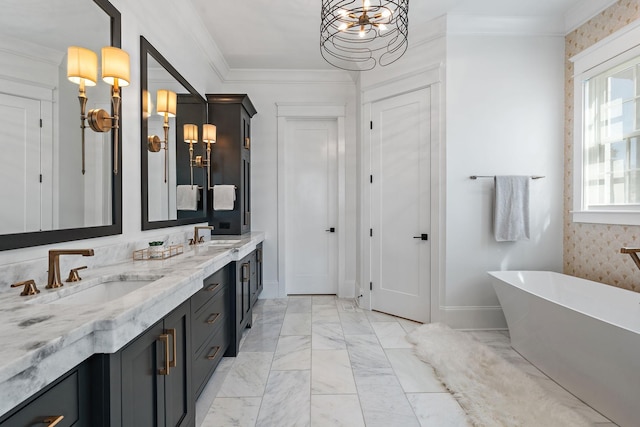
[241,263,250,283]
[244,137,250,149]
[207,346,221,360]
[206,313,220,324]
[159,333,170,375]
[43,415,64,426]
[244,212,251,225]
[11,279,40,296]
[66,265,87,282]
[257,248,263,263]
[205,283,220,292]
[168,328,177,369]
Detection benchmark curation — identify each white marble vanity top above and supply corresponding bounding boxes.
[0,231,264,416]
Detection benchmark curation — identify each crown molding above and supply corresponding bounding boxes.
[224,68,356,84]
[446,15,565,36]
[564,0,618,34]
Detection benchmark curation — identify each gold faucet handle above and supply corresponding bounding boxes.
[11,280,40,296]
[189,238,196,246]
[66,266,88,282]
[198,236,205,243]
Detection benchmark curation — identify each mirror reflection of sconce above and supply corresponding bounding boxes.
[67,46,130,175]
[147,89,177,183]
[184,123,216,188]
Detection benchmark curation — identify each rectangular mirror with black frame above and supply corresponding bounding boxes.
[140,36,208,230]
[0,0,123,251]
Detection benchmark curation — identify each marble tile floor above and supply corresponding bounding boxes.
[196,296,617,427]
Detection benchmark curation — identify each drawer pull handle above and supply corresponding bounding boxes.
[44,415,64,426]
[159,333,170,375]
[207,313,220,324]
[168,328,177,368]
[206,283,220,292]
[207,346,221,360]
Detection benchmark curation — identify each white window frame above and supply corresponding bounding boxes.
[572,20,640,225]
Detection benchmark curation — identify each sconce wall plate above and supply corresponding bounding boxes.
[148,135,162,152]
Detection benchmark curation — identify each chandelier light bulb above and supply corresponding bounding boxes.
[381,8,392,18]
[339,22,348,31]
[363,0,371,11]
[359,28,366,37]
[378,24,387,32]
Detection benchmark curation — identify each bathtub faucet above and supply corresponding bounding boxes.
[620,247,640,270]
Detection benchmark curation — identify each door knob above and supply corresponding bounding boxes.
[413,234,428,241]
[326,227,336,233]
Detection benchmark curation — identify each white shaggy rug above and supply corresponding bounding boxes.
[407,323,593,427]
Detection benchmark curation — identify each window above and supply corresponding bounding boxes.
[572,21,640,225]
[583,59,640,208]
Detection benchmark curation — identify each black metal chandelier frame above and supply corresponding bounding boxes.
[320,0,409,71]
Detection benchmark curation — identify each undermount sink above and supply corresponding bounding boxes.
[26,273,164,305]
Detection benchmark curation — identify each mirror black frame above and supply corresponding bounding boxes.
[0,0,122,251]
[140,36,208,230]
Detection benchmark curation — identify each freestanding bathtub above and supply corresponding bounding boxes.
[489,270,640,427]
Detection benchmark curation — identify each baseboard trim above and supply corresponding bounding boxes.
[259,281,280,299]
[442,305,507,330]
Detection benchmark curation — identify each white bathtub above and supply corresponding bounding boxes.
[489,270,640,427]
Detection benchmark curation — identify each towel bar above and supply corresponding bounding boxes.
[470,175,545,180]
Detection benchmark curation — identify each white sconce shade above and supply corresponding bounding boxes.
[203,124,216,143]
[184,124,198,143]
[67,46,97,86]
[157,89,177,117]
[101,46,130,87]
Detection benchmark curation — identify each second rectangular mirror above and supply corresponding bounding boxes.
[140,36,208,230]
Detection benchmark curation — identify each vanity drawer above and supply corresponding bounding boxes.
[0,366,85,427]
[192,287,228,354]
[193,323,229,397]
[192,267,227,313]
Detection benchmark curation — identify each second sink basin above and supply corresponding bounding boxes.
[27,274,163,305]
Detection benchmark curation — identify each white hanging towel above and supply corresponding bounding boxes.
[213,185,236,211]
[176,185,199,211]
[494,176,530,242]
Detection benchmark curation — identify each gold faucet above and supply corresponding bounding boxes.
[621,247,640,270]
[190,226,213,245]
[47,249,94,289]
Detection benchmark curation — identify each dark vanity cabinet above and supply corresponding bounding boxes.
[191,267,230,398]
[228,245,263,356]
[206,94,257,235]
[100,300,193,427]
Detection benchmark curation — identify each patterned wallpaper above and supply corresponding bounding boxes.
[564,0,640,291]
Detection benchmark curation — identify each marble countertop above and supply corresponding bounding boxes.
[0,232,264,416]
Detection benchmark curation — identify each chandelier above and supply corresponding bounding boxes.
[320,0,409,71]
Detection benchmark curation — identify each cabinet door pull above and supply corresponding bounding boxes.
[242,263,250,283]
[43,416,64,426]
[168,328,177,368]
[207,346,221,360]
[206,283,220,292]
[207,313,220,324]
[257,248,262,263]
[158,333,170,375]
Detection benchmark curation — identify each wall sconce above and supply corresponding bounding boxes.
[148,89,177,183]
[184,123,216,189]
[67,46,130,175]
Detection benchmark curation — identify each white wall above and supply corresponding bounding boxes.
[221,73,357,297]
[444,33,565,328]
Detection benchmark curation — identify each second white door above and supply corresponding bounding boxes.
[370,88,431,323]
[285,119,338,295]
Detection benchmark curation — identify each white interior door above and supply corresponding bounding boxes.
[0,93,42,234]
[371,88,431,323]
[285,119,338,294]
